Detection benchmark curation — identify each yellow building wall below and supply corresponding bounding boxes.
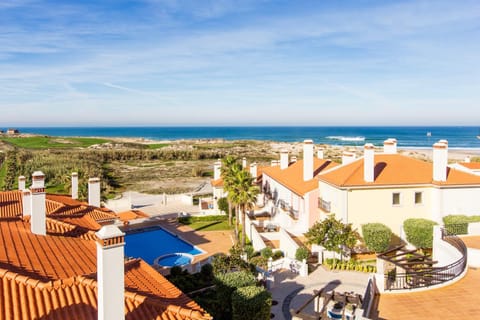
[345,186,432,237]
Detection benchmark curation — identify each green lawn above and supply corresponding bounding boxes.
[0,160,7,189]
[0,136,110,149]
[146,143,170,149]
[186,220,233,231]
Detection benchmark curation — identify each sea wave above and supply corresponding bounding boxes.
[326,136,365,142]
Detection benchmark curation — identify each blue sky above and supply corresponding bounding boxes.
[0,0,479,126]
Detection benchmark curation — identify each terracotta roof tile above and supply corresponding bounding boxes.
[459,162,480,170]
[117,210,149,222]
[262,159,339,196]
[0,190,22,218]
[319,154,480,187]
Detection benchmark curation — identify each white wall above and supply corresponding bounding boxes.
[438,187,480,217]
[279,227,299,259]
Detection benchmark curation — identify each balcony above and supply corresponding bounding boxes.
[278,200,299,220]
[318,198,331,213]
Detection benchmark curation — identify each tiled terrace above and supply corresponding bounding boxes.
[378,236,480,320]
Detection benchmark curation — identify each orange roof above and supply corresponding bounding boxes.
[459,162,480,170]
[0,215,211,320]
[319,154,480,187]
[117,210,149,222]
[262,159,339,196]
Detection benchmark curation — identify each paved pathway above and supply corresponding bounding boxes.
[270,266,370,320]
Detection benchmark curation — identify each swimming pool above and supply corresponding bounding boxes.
[125,226,202,266]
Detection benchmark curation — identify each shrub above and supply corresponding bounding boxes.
[260,247,273,259]
[232,286,272,320]
[295,246,309,261]
[362,223,392,253]
[200,263,214,281]
[272,250,284,260]
[443,215,480,235]
[244,245,254,260]
[217,197,229,214]
[403,218,437,249]
[215,271,256,318]
[249,256,268,269]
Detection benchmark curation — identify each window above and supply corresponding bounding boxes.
[392,193,400,205]
[415,192,423,204]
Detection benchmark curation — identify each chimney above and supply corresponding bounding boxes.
[364,144,375,183]
[18,176,26,190]
[213,160,222,180]
[96,225,125,320]
[22,190,31,217]
[271,160,280,167]
[303,139,314,181]
[249,162,257,179]
[242,157,247,169]
[317,148,324,160]
[342,151,356,165]
[88,178,101,207]
[465,156,471,163]
[291,156,297,163]
[71,172,78,200]
[433,141,448,182]
[280,149,289,170]
[383,138,397,154]
[30,171,46,236]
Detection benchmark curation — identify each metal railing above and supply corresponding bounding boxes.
[384,228,468,291]
[318,198,331,213]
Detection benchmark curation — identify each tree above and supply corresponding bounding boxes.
[232,286,272,320]
[221,156,241,226]
[217,197,229,214]
[228,169,259,247]
[362,223,392,253]
[305,215,359,259]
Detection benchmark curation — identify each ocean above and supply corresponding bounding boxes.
[14,126,480,149]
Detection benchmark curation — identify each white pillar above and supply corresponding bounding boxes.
[242,157,247,169]
[290,156,297,163]
[465,156,471,163]
[364,143,375,183]
[71,172,78,200]
[317,148,324,159]
[342,151,356,165]
[383,138,397,154]
[213,160,222,180]
[30,171,46,236]
[249,162,257,179]
[96,225,125,320]
[88,178,101,207]
[22,189,31,217]
[303,139,314,181]
[433,141,448,182]
[18,176,26,190]
[280,149,289,170]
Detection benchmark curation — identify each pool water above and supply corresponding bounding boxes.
[156,253,193,267]
[125,226,202,265]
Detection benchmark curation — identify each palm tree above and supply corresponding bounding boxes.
[221,156,241,226]
[229,169,260,248]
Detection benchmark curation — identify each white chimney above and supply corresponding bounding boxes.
[30,171,46,236]
[433,141,448,182]
[88,178,101,207]
[249,162,257,179]
[303,139,314,181]
[465,156,471,163]
[22,189,31,217]
[364,144,375,183]
[280,149,289,170]
[383,138,397,154]
[71,172,78,200]
[342,151,356,165]
[18,176,26,190]
[317,148,324,159]
[291,156,297,163]
[242,157,247,169]
[213,160,222,180]
[96,225,125,320]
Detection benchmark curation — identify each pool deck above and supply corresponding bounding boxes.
[158,218,235,263]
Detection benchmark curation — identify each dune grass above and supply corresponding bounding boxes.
[0,136,109,149]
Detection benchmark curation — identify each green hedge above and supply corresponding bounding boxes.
[324,258,376,273]
[232,286,272,320]
[178,214,228,224]
[214,271,256,319]
[362,223,392,253]
[403,218,437,249]
[443,215,480,235]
